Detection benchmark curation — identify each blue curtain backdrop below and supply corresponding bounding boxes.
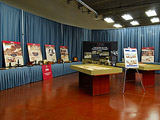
[0,2,160,67]
[0,3,22,67]
[92,26,160,62]
[23,12,62,64]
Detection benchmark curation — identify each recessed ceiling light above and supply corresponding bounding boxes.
[130,21,139,26]
[113,24,122,28]
[121,14,133,20]
[150,17,160,23]
[104,17,114,23]
[145,10,157,17]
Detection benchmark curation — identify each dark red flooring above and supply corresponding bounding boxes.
[0,73,160,120]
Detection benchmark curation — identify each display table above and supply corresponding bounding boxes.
[116,63,160,86]
[0,62,82,91]
[71,64,122,96]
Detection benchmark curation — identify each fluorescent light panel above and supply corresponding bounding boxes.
[145,10,157,17]
[104,17,114,23]
[113,24,122,28]
[130,21,139,26]
[150,17,160,23]
[121,14,133,20]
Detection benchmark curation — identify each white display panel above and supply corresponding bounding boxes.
[124,48,139,68]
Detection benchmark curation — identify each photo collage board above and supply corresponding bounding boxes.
[60,46,69,62]
[83,41,118,65]
[3,41,24,67]
[45,44,57,62]
[27,43,43,63]
[141,47,154,63]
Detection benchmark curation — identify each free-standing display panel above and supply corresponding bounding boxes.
[27,43,43,62]
[83,41,118,65]
[60,46,69,62]
[3,40,24,67]
[45,44,57,62]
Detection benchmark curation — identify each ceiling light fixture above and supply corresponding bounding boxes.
[113,24,122,28]
[104,17,114,23]
[145,10,157,17]
[150,17,160,23]
[130,21,139,26]
[121,14,133,20]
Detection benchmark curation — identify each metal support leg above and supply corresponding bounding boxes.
[123,68,127,94]
[136,69,145,92]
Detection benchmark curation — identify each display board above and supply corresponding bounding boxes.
[124,48,139,68]
[83,41,118,65]
[141,47,154,63]
[27,43,43,62]
[45,44,57,62]
[3,41,24,67]
[60,46,69,62]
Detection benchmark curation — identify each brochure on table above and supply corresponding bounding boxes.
[45,44,57,62]
[3,41,24,67]
[141,47,154,63]
[124,48,139,68]
[60,46,69,62]
[27,43,43,62]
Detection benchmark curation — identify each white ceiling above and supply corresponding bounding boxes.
[0,0,115,29]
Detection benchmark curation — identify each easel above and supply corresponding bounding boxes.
[123,68,145,93]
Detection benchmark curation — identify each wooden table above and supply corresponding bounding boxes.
[116,63,160,86]
[71,64,122,96]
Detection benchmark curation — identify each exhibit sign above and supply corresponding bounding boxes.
[3,40,24,67]
[45,44,57,62]
[27,43,43,63]
[141,47,154,63]
[60,46,69,62]
[42,64,53,80]
[124,48,139,68]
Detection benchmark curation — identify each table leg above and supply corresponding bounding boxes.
[79,72,109,96]
[140,71,155,86]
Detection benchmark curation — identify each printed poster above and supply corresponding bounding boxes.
[141,47,154,63]
[27,43,43,62]
[3,41,24,67]
[60,46,69,62]
[42,65,53,80]
[124,48,139,68]
[45,44,57,62]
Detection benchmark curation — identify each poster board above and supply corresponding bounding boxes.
[60,46,69,62]
[27,43,43,62]
[3,40,24,67]
[141,47,154,63]
[45,44,57,62]
[124,48,139,68]
[83,41,118,65]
